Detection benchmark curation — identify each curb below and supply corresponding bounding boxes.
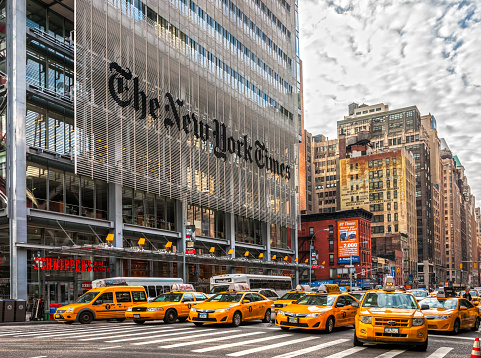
[0,320,61,326]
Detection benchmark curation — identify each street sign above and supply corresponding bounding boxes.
[311,265,319,269]
[361,268,366,276]
[185,249,195,255]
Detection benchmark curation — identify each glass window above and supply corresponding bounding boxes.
[132,291,147,302]
[166,198,176,231]
[182,293,194,302]
[147,286,157,297]
[48,168,64,213]
[65,172,79,215]
[115,292,132,302]
[26,163,47,210]
[122,187,133,224]
[156,196,166,229]
[26,0,46,30]
[133,190,144,226]
[94,292,114,304]
[194,293,207,301]
[26,104,47,149]
[145,193,155,228]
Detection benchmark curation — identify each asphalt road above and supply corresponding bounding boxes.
[0,319,479,358]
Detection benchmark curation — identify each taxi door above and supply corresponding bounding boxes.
[91,291,115,319]
[465,300,477,327]
[459,299,472,328]
[241,293,256,320]
[251,293,267,319]
[343,295,359,325]
[114,291,133,318]
[181,293,195,316]
[334,296,348,326]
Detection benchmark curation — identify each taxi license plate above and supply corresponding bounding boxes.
[199,313,207,319]
[133,314,140,318]
[384,327,399,334]
[288,317,298,324]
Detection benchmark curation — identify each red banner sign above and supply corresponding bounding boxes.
[185,249,196,255]
[33,258,110,272]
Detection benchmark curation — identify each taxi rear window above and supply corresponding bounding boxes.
[294,295,336,307]
[279,292,305,300]
[132,291,147,302]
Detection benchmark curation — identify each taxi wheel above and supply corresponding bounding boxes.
[78,312,93,324]
[194,322,204,326]
[164,309,178,324]
[262,309,271,323]
[325,316,335,334]
[133,320,145,325]
[353,333,363,346]
[472,317,480,331]
[232,311,242,327]
[453,318,460,334]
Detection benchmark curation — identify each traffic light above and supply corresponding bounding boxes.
[396,267,400,274]
[475,263,477,269]
[460,263,463,269]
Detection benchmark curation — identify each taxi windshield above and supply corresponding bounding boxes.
[409,290,428,298]
[294,295,336,307]
[470,291,479,297]
[153,293,183,302]
[362,292,418,309]
[209,285,230,294]
[206,293,244,303]
[279,292,306,300]
[420,298,457,309]
[75,292,99,304]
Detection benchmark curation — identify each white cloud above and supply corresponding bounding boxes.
[300,0,481,202]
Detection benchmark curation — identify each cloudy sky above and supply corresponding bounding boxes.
[299,0,481,201]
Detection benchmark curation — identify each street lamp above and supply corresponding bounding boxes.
[309,228,330,284]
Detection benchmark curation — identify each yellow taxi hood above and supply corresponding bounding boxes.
[194,302,238,310]
[360,308,422,318]
[422,308,456,315]
[281,304,332,314]
[275,299,297,305]
[58,303,87,310]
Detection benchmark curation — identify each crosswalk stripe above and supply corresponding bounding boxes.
[133,329,235,346]
[159,331,263,349]
[80,326,173,341]
[32,326,141,339]
[270,339,350,358]
[322,347,367,358]
[427,347,454,358]
[10,325,112,337]
[192,334,293,353]
[226,336,319,357]
[98,346,122,350]
[106,327,201,343]
[375,350,405,358]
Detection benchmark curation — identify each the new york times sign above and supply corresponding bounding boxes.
[108,62,291,180]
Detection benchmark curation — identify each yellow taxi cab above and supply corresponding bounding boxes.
[275,284,359,333]
[420,287,480,334]
[354,276,428,352]
[273,285,312,313]
[54,284,147,324]
[125,284,208,324]
[188,283,273,327]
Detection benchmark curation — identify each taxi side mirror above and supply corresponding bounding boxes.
[460,306,468,310]
[474,302,480,306]
[420,304,429,310]
[242,299,251,304]
[352,301,359,308]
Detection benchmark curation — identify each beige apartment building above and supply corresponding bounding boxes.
[338,139,417,285]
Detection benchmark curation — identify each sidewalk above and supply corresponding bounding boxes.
[0,320,60,326]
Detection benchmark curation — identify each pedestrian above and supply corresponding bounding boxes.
[463,289,472,301]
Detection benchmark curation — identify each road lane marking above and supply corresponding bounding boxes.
[192,334,293,353]
[79,326,172,341]
[227,336,319,357]
[106,327,201,343]
[159,331,263,349]
[8,325,112,337]
[33,326,141,339]
[430,335,478,341]
[323,347,367,358]
[133,330,234,346]
[427,347,454,358]
[98,346,122,350]
[375,350,405,358]
[270,339,350,358]
[29,356,47,358]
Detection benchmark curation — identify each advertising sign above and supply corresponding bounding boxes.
[338,220,359,263]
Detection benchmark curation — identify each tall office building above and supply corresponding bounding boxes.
[1,0,303,302]
[312,134,338,214]
[338,103,437,288]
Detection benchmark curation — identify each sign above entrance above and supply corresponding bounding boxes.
[33,258,110,273]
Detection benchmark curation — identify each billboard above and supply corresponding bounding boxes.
[338,220,359,263]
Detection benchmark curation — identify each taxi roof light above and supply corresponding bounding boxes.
[228,283,250,292]
[318,284,341,294]
[295,285,311,291]
[171,283,195,292]
[383,276,395,292]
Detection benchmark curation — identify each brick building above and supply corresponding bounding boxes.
[298,209,372,287]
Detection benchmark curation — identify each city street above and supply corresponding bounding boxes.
[0,320,478,358]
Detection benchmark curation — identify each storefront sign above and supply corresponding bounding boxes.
[185,249,196,255]
[33,258,110,272]
[81,282,92,290]
[337,220,359,263]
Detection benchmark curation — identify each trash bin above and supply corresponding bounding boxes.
[0,300,4,322]
[49,303,63,321]
[14,300,26,322]
[3,299,15,322]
